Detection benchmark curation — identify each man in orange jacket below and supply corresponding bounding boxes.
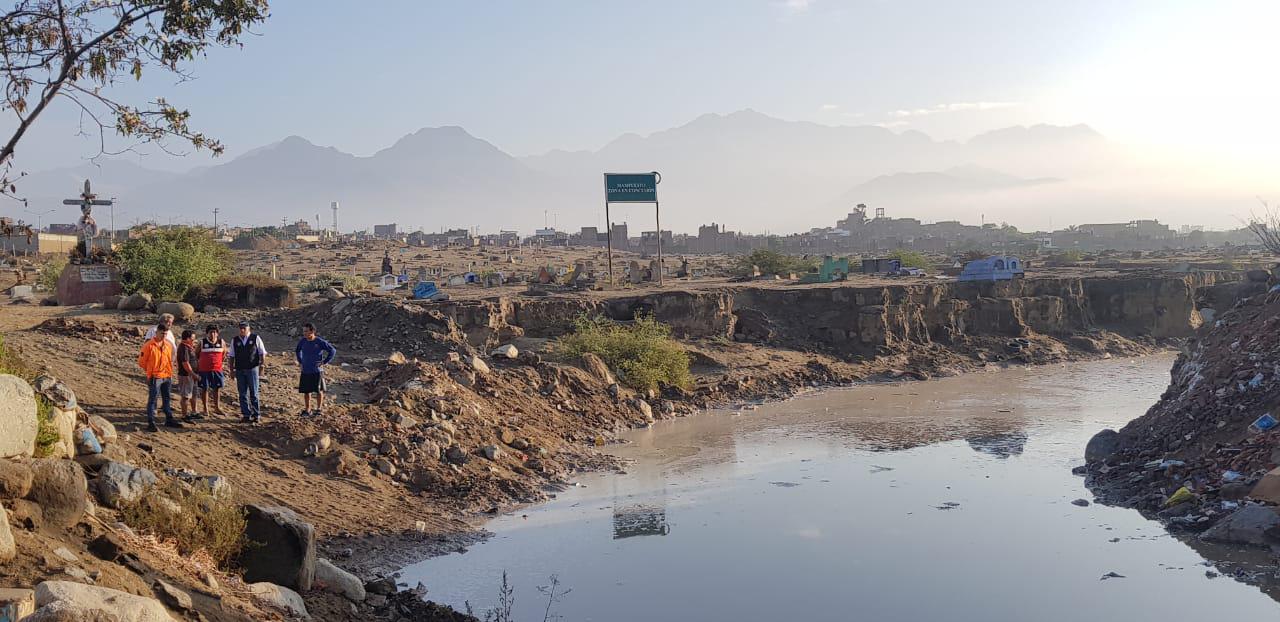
[139,322,184,432]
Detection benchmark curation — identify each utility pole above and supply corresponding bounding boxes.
[213,207,220,236]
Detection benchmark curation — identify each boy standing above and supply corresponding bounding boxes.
[295,322,337,417]
[176,330,201,421]
[138,323,183,432]
[196,325,228,417]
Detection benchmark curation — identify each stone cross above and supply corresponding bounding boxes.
[62,179,112,260]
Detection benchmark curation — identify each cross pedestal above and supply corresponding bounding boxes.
[55,263,122,306]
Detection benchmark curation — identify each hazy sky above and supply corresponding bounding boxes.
[7,0,1279,180]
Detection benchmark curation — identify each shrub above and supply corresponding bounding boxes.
[300,272,370,293]
[887,249,930,269]
[115,227,232,300]
[733,249,818,277]
[36,255,67,292]
[555,315,692,392]
[120,480,247,568]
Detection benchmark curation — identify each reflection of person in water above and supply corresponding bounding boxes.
[966,431,1028,459]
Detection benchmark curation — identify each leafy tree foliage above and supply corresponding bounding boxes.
[0,0,269,198]
[115,227,231,299]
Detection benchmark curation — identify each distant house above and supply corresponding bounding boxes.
[861,258,901,274]
[957,255,1024,282]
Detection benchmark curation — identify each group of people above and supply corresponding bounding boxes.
[136,314,337,432]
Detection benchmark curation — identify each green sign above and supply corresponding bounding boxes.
[604,173,658,203]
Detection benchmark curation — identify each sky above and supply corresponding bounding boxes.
[4,0,1279,227]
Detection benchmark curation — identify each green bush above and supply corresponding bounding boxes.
[733,249,818,277]
[115,227,231,300]
[887,249,930,269]
[300,272,370,293]
[555,315,692,392]
[36,255,67,292]
[120,480,247,568]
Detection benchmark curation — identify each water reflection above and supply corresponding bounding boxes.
[406,355,1280,621]
[612,503,671,539]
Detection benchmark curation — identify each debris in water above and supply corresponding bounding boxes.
[769,481,801,488]
[1071,498,1091,507]
[935,502,961,510]
[1099,572,1126,580]
[869,465,894,474]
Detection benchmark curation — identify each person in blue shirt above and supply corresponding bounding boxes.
[295,322,337,417]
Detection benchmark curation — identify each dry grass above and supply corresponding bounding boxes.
[119,480,248,569]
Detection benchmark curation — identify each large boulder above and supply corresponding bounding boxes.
[96,461,157,509]
[155,302,195,323]
[32,375,76,410]
[0,504,14,562]
[238,505,316,591]
[26,581,176,622]
[1247,467,1280,504]
[25,458,88,529]
[0,460,33,499]
[88,415,118,444]
[1084,429,1122,464]
[1200,504,1280,547]
[117,292,151,311]
[0,375,38,459]
[315,558,366,602]
[247,582,309,619]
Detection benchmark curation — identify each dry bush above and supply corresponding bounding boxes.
[120,480,247,569]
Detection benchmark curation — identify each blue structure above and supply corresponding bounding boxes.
[957,255,1024,282]
[413,281,440,299]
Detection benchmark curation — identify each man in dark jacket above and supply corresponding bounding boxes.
[295,322,337,417]
[228,321,267,424]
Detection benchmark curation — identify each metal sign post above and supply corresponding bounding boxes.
[603,172,662,287]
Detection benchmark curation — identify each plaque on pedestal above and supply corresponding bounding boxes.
[55,264,123,306]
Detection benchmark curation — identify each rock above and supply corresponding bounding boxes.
[316,434,332,452]
[73,426,102,456]
[25,458,87,529]
[0,459,34,499]
[201,475,230,498]
[490,344,518,359]
[392,413,418,429]
[364,577,396,596]
[323,287,345,300]
[9,498,43,530]
[152,580,192,612]
[374,458,396,477]
[1200,504,1280,547]
[0,504,14,562]
[444,445,468,465]
[1247,467,1280,504]
[154,301,195,323]
[52,546,79,564]
[0,587,36,620]
[467,355,491,375]
[1071,498,1090,507]
[387,351,407,365]
[101,295,124,309]
[247,582,310,619]
[33,376,76,410]
[116,292,151,311]
[239,505,316,591]
[327,449,362,476]
[315,558,366,602]
[1084,429,1122,463]
[635,399,654,422]
[27,581,174,622]
[480,445,502,461]
[511,438,531,451]
[1246,269,1271,283]
[580,353,616,385]
[49,407,76,459]
[1221,482,1252,501]
[96,461,157,509]
[87,416,117,444]
[498,429,516,445]
[0,375,38,458]
[87,533,126,562]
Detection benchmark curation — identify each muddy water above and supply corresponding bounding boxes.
[403,355,1280,621]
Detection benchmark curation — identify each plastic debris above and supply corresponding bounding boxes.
[1163,486,1194,507]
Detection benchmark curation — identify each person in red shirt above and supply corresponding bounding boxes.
[196,325,229,418]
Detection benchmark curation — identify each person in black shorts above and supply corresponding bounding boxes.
[294,322,337,417]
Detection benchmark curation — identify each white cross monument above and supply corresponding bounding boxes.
[63,179,113,260]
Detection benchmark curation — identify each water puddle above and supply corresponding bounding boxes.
[403,355,1280,621]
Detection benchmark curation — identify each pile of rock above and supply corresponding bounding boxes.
[1084,290,1280,550]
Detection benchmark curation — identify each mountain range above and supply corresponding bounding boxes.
[12,110,1130,234]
